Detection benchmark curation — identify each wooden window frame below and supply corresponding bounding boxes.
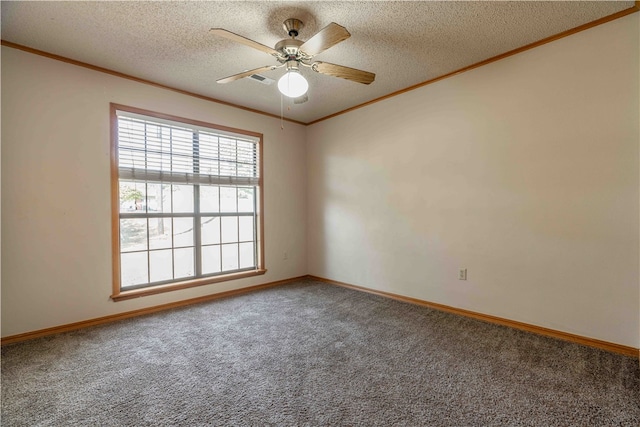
[110,103,266,301]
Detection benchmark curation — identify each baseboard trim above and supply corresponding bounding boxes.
[307,275,639,359]
[1,275,307,346]
[5,274,638,358]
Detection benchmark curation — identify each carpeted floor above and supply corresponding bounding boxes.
[2,279,639,426]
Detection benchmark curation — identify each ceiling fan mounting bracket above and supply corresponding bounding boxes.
[282,18,304,38]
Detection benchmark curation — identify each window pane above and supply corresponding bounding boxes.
[174,247,195,279]
[221,217,238,244]
[172,185,194,213]
[171,128,194,174]
[200,157,220,175]
[201,217,221,245]
[199,133,220,176]
[219,137,237,177]
[118,119,144,150]
[202,245,221,275]
[142,126,173,173]
[222,244,239,271]
[239,242,255,269]
[147,183,171,213]
[121,252,148,287]
[120,218,147,252]
[237,187,254,212]
[119,147,147,172]
[237,141,255,178]
[200,186,220,213]
[150,249,173,283]
[173,218,194,247]
[119,181,147,213]
[220,187,237,213]
[145,124,164,173]
[149,218,172,250]
[220,161,237,177]
[238,216,255,242]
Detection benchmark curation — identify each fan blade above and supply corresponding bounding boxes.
[217,66,277,84]
[299,22,350,57]
[293,94,308,104]
[312,62,375,85]
[210,28,280,57]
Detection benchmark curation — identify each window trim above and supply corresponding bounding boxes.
[110,103,266,302]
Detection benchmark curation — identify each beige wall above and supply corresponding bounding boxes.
[1,47,307,337]
[307,14,640,347]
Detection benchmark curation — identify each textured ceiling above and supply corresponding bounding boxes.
[1,1,634,124]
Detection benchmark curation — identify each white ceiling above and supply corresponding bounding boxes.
[1,1,634,124]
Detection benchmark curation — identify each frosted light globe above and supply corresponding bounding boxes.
[277,70,309,98]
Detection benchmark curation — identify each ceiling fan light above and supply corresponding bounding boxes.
[277,70,309,98]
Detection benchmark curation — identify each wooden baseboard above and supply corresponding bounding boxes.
[1,276,307,346]
[4,274,638,359]
[307,275,639,359]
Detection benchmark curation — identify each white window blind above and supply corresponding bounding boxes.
[116,111,260,186]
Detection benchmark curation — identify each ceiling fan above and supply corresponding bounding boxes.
[210,19,375,100]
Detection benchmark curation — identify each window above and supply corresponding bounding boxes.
[110,104,265,301]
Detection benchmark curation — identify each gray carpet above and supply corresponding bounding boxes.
[2,279,639,426]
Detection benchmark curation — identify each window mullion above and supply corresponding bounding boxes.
[236,187,241,267]
[193,131,202,277]
[170,128,176,281]
[252,143,258,266]
[253,185,258,267]
[146,183,151,284]
[144,130,151,284]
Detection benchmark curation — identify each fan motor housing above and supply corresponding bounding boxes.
[275,38,303,57]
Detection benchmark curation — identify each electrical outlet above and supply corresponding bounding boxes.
[458,268,467,280]
[283,251,288,260]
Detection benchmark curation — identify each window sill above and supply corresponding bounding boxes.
[111,269,267,302]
